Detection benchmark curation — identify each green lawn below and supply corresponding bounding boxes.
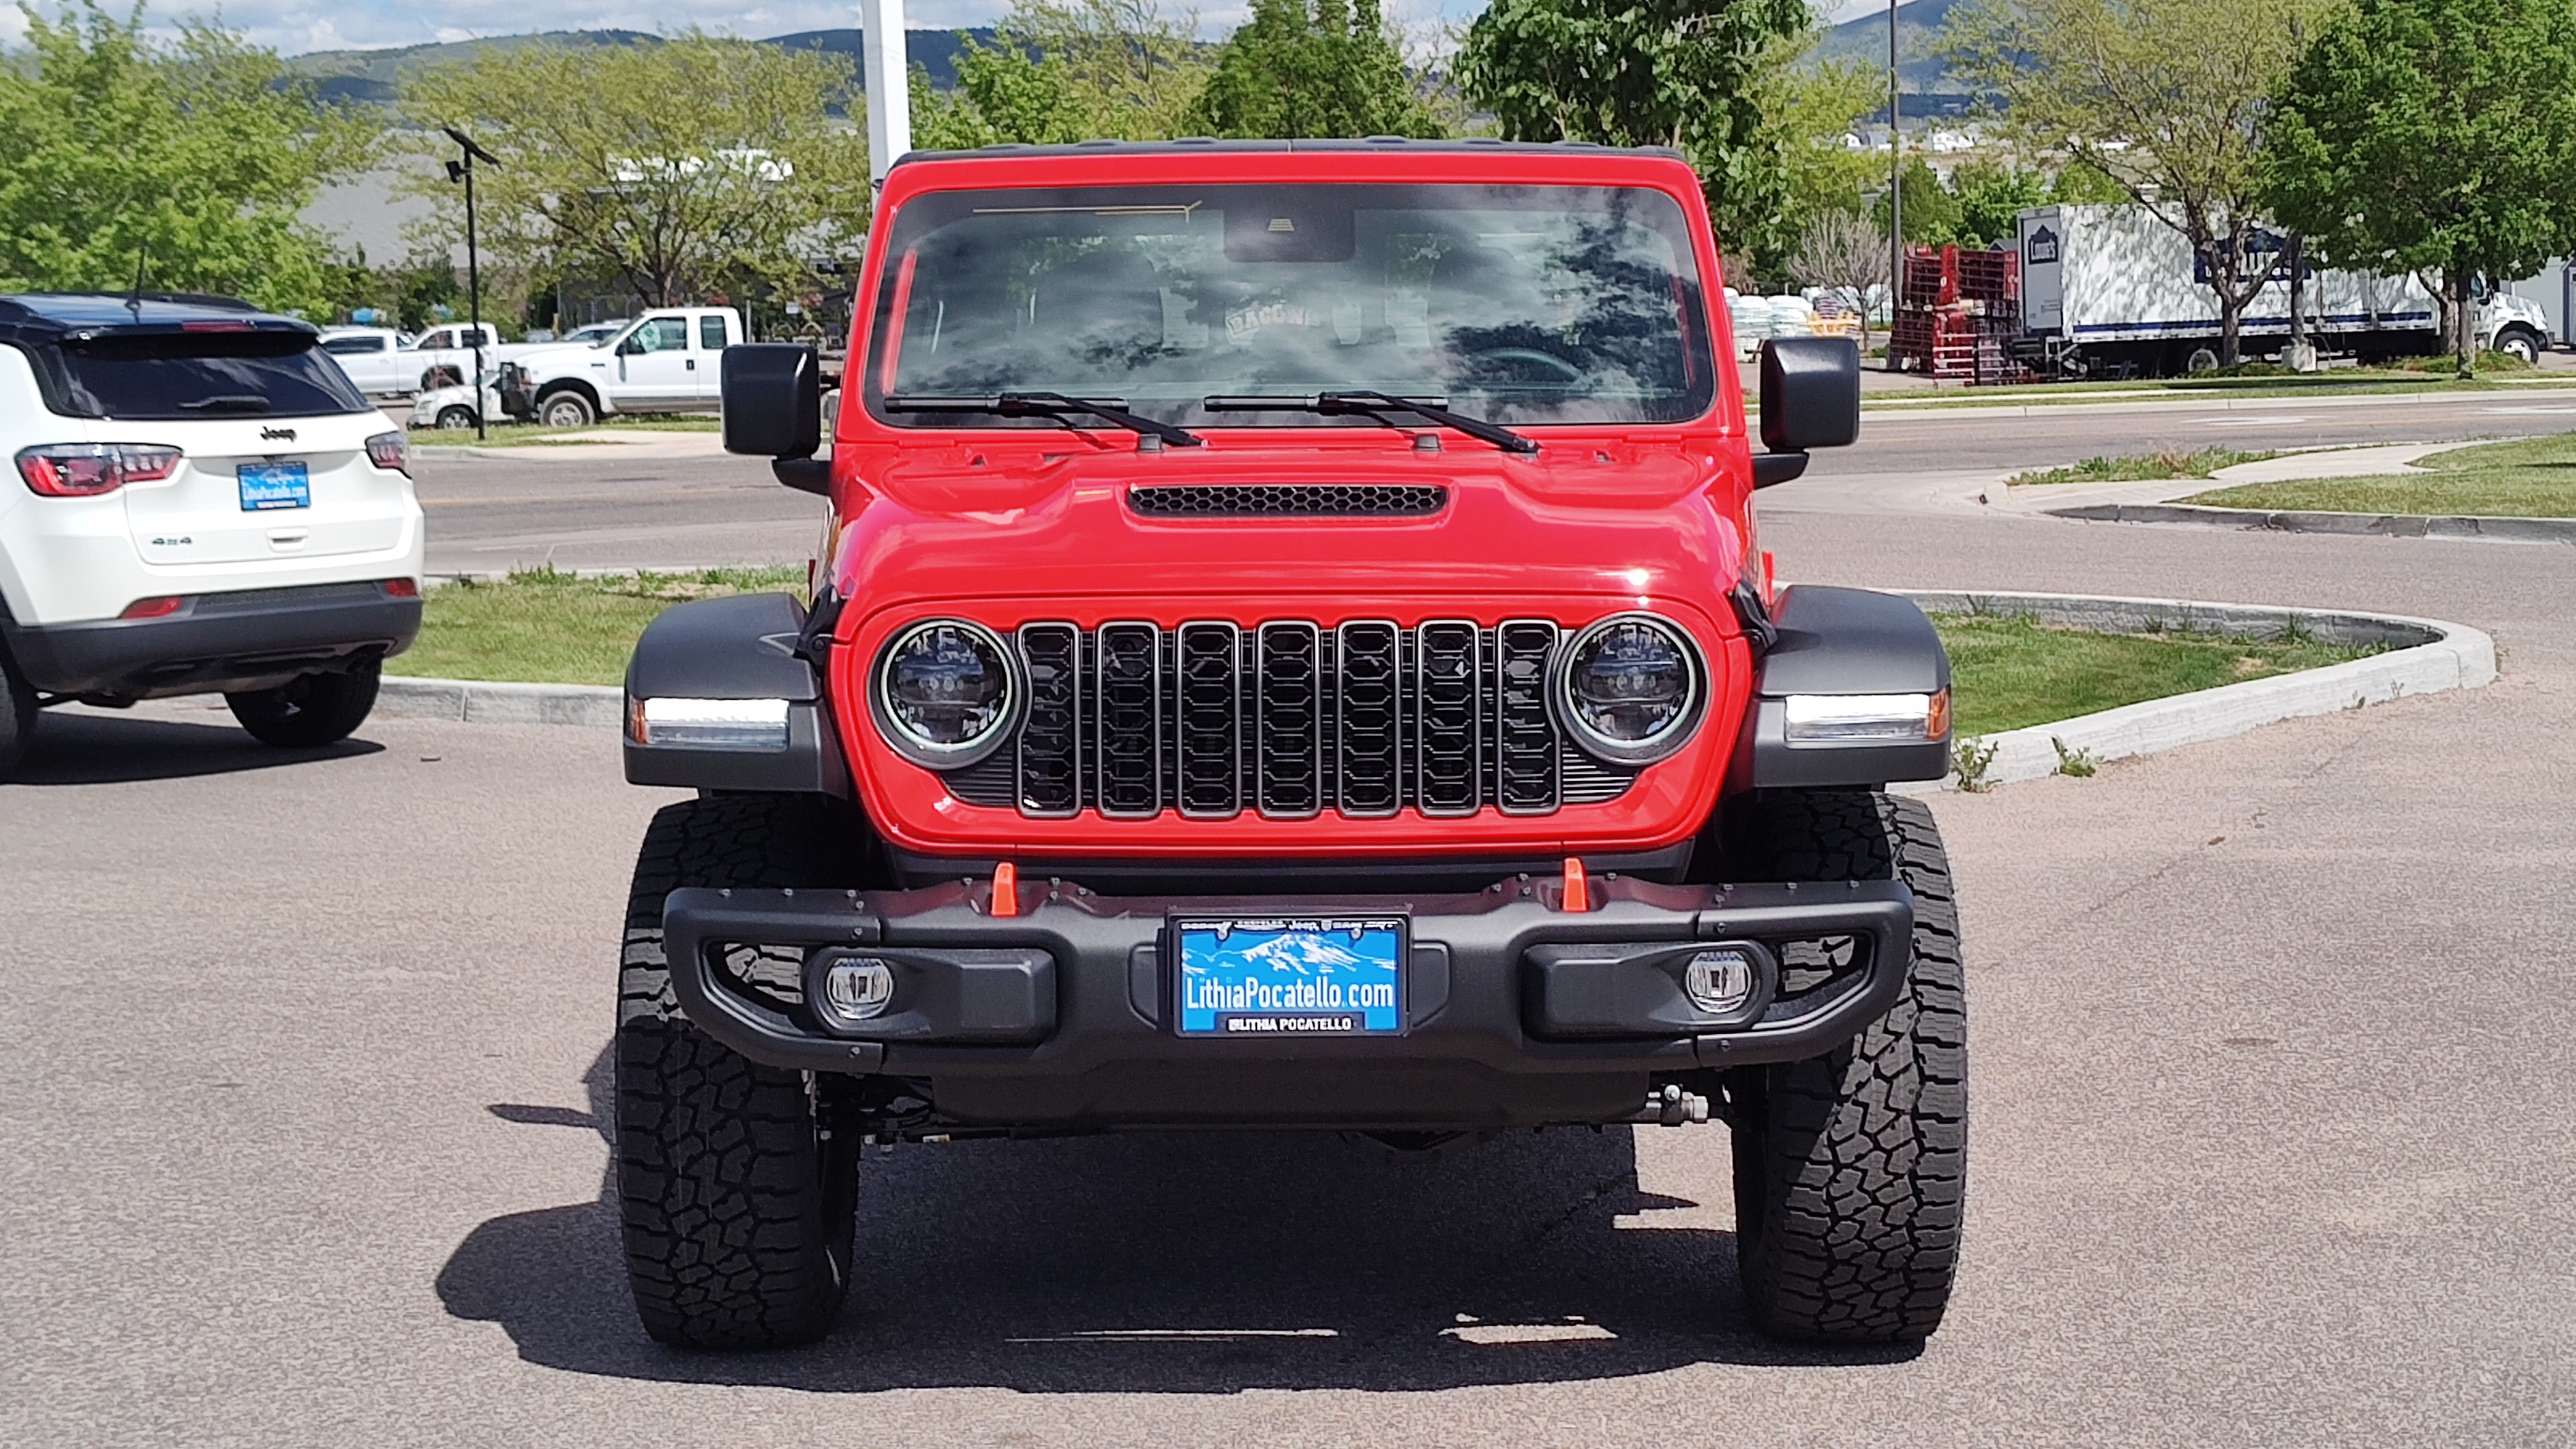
[408,415,721,447]
[394,568,805,686]
[2180,433,2576,518]
[2007,447,2275,487]
[1936,613,2382,738]
[395,572,2385,741]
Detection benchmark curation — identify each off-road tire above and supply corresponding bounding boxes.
[225,660,380,748]
[538,389,596,430]
[618,794,873,1350]
[0,643,36,781]
[1722,789,1966,1343]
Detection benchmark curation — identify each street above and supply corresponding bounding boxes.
[419,387,2576,574]
[6,399,2572,1446]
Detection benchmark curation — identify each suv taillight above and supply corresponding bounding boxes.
[14,443,184,497]
[365,430,409,474]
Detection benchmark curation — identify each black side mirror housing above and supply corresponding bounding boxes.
[723,343,823,459]
[1758,336,1862,460]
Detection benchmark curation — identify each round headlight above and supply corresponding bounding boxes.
[1553,614,1704,765]
[870,619,1023,769]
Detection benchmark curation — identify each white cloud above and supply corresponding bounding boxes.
[0,6,30,47]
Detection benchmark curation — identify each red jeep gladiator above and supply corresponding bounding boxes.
[617,140,1962,1350]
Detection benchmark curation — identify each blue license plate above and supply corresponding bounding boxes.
[1174,916,1406,1036]
[238,461,310,511]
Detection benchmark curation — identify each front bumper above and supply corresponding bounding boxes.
[664,872,1912,1130]
[0,581,419,698]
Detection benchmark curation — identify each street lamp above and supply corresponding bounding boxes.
[442,125,501,440]
[1887,0,1903,374]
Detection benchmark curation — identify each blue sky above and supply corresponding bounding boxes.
[1,0,1918,58]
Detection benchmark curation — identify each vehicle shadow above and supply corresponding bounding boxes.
[440,1048,1917,1391]
[5,709,382,785]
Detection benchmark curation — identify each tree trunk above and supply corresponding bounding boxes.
[2219,292,2243,368]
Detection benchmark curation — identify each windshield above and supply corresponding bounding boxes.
[864,182,1716,430]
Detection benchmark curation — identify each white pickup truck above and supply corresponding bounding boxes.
[502,308,744,428]
[317,323,508,397]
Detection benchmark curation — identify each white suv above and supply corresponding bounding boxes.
[0,293,426,779]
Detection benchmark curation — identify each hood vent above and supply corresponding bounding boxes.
[1127,484,1446,518]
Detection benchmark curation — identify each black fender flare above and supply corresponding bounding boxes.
[1729,585,1953,791]
[622,592,850,797]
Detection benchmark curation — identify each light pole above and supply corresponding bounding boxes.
[443,125,501,440]
[1887,0,1903,372]
[861,0,913,184]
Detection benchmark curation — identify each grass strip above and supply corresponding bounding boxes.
[395,573,2389,741]
[1937,612,2383,738]
[2180,432,2576,518]
[407,416,721,447]
[2008,447,2275,487]
[394,567,806,686]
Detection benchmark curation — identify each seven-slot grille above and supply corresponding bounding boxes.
[962,621,1643,818]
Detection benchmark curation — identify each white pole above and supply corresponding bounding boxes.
[861,0,912,184]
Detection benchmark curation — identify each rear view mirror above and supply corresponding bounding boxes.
[723,344,822,458]
[1759,336,1862,456]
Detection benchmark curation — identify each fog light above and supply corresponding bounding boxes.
[1683,949,1755,1014]
[812,952,895,1030]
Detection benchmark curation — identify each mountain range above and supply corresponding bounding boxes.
[284,28,998,104]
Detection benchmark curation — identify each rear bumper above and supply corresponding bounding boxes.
[663,872,1913,1130]
[0,582,420,698]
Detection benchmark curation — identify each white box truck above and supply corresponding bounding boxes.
[2016,204,2552,377]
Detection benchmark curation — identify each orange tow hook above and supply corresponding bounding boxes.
[991,860,1019,918]
[1560,857,1589,913]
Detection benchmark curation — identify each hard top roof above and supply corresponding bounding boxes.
[892,136,1690,169]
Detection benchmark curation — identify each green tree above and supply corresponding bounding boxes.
[0,2,374,314]
[399,32,872,309]
[1872,156,1959,247]
[1943,160,2052,248]
[2262,0,2576,372]
[1182,0,1441,138]
[1456,0,1809,265]
[1764,48,1886,238]
[1943,0,2340,364]
[914,0,1212,148]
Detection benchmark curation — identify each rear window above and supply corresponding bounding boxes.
[39,330,373,420]
[322,335,386,355]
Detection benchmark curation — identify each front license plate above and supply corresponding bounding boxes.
[1174,916,1406,1036]
[238,461,310,511]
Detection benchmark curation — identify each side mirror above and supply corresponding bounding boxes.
[615,335,644,356]
[722,343,828,494]
[1755,336,1861,488]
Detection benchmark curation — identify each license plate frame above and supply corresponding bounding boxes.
[238,460,311,512]
[1171,914,1409,1038]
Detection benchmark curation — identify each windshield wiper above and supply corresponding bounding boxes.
[886,392,1202,448]
[1202,392,1537,455]
[177,394,272,415]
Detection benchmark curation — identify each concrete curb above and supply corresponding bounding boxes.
[377,675,623,728]
[1896,591,2498,792]
[2045,501,2576,544]
[373,592,2500,802]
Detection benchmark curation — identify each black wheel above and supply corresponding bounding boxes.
[224,659,380,748]
[538,389,596,429]
[435,405,476,430]
[0,644,36,781]
[2497,328,2544,365]
[618,794,875,1349]
[1721,789,1967,1343]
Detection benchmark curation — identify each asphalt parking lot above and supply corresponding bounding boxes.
[6,417,2574,1445]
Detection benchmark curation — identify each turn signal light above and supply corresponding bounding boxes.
[16,443,182,497]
